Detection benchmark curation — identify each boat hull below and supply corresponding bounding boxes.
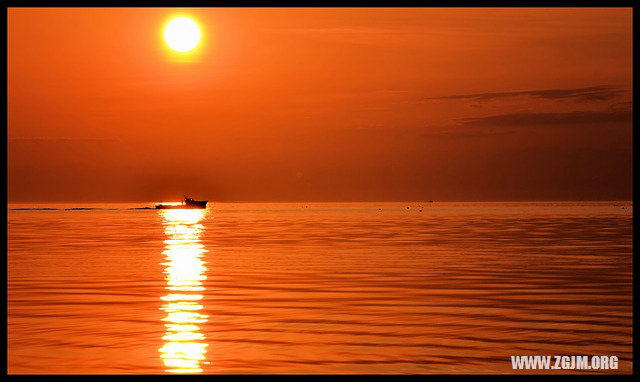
[155,196,208,209]
[155,204,207,209]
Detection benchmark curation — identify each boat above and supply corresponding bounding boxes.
[156,195,208,209]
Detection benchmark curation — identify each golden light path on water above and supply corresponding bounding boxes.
[158,209,209,373]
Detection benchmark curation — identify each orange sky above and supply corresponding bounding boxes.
[7,8,632,202]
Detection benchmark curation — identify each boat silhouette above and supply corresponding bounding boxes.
[156,195,208,209]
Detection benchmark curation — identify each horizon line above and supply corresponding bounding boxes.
[6,199,633,204]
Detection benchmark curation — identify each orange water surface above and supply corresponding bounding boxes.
[7,202,633,374]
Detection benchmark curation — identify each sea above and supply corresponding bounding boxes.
[7,201,633,374]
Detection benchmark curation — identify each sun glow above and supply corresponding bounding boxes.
[164,17,201,52]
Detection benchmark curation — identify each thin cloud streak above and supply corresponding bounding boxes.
[427,85,626,102]
[460,110,632,127]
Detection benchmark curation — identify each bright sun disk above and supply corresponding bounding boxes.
[164,17,200,52]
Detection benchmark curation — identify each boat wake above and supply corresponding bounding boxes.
[10,207,155,211]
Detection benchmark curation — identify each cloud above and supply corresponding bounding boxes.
[427,85,626,102]
[459,110,632,127]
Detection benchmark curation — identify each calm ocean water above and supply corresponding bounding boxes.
[7,202,633,374]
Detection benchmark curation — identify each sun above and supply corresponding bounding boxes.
[164,17,201,52]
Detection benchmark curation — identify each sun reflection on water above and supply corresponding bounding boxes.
[158,209,209,373]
